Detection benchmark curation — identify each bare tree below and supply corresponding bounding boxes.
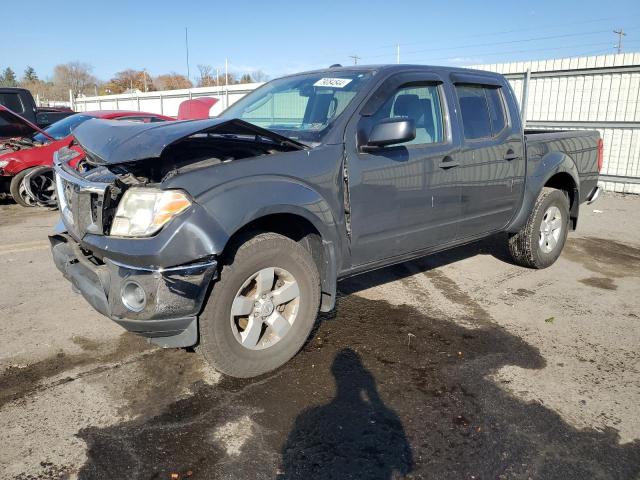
[252,70,269,82]
[53,61,97,98]
[197,64,214,87]
[155,73,193,91]
[105,69,155,94]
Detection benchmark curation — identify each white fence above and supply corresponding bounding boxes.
[473,52,640,194]
[73,52,640,194]
[72,83,263,117]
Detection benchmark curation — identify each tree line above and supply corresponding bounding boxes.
[0,62,269,102]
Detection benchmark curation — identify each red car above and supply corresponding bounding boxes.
[0,107,173,206]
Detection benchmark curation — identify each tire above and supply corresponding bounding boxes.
[9,169,37,207]
[508,187,570,269]
[199,232,321,378]
[23,166,57,207]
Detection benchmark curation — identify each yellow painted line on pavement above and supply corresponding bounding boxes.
[0,240,50,255]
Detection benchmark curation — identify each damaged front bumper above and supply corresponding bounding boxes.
[50,233,217,347]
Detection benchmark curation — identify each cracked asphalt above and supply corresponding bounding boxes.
[0,193,639,480]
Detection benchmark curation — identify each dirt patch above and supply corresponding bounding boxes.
[421,268,491,322]
[563,237,640,278]
[115,348,218,418]
[75,288,640,480]
[512,288,536,298]
[0,334,153,409]
[579,277,618,291]
[12,461,73,480]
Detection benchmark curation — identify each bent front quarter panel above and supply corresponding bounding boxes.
[163,145,348,271]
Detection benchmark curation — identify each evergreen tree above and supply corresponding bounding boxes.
[23,66,38,82]
[0,67,18,87]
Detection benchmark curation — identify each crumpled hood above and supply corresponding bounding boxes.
[0,105,53,140]
[72,117,307,165]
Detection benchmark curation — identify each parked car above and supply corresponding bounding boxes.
[0,87,75,128]
[0,108,173,206]
[50,65,602,378]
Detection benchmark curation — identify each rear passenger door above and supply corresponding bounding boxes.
[453,78,524,237]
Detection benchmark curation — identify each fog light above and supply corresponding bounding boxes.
[121,281,146,312]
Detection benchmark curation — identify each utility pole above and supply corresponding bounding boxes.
[396,44,400,64]
[185,27,191,82]
[143,69,148,92]
[225,58,229,109]
[349,55,361,65]
[614,28,626,54]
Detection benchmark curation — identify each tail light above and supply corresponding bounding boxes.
[597,138,604,172]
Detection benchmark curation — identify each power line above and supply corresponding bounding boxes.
[362,28,636,60]
[418,39,640,65]
[369,14,640,51]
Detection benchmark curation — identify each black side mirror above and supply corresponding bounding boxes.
[362,118,416,151]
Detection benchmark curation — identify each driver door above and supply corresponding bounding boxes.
[345,74,463,266]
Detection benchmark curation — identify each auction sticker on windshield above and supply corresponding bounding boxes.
[314,78,352,88]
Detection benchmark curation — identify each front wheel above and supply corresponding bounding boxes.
[9,169,38,207]
[199,232,321,378]
[508,187,570,269]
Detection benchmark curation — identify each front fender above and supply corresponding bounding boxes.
[506,152,580,233]
[195,176,342,311]
[197,175,340,248]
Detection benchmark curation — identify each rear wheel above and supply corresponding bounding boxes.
[199,232,321,378]
[508,187,570,269]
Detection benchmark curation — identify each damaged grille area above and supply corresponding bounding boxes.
[54,153,122,239]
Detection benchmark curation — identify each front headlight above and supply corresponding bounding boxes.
[0,160,9,169]
[110,188,192,237]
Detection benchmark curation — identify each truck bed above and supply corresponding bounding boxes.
[524,128,600,203]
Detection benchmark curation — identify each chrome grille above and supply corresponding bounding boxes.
[54,151,111,238]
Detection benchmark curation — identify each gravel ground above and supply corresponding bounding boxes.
[0,192,639,480]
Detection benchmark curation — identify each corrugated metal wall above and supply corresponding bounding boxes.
[473,53,640,194]
[73,83,263,117]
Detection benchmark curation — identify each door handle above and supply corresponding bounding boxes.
[438,156,460,169]
[504,150,520,161]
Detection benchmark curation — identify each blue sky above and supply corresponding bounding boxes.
[3,0,640,82]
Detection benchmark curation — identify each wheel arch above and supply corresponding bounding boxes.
[197,179,343,313]
[507,152,580,233]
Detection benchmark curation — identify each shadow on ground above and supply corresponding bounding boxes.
[69,258,640,480]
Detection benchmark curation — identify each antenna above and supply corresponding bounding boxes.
[185,27,191,81]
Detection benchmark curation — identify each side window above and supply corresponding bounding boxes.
[371,84,444,145]
[456,85,508,140]
[456,85,491,139]
[486,87,506,134]
[0,93,26,114]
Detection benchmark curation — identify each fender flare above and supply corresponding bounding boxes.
[506,152,580,233]
[196,176,342,310]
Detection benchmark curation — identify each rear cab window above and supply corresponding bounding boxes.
[455,84,508,140]
[0,93,26,114]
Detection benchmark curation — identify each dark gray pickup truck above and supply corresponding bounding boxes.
[50,65,602,377]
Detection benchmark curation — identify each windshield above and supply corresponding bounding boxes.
[220,71,373,143]
[33,114,93,143]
